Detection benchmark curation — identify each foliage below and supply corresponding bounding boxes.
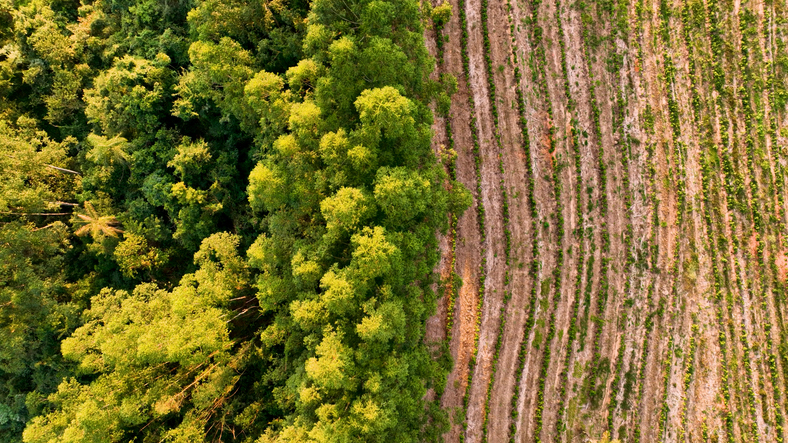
[0,0,463,440]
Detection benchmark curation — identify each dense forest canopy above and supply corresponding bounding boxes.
[0,0,467,440]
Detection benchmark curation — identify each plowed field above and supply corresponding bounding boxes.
[424,0,788,440]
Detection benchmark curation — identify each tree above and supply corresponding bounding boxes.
[2,0,466,440]
[0,118,78,215]
[23,233,252,443]
[85,134,130,168]
[83,54,175,138]
[431,2,452,30]
[72,202,123,239]
[0,221,78,442]
[113,233,166,278]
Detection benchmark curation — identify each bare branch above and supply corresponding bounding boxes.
[45,164,81,175]
[0,211,70,216]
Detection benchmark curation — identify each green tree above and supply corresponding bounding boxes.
[83,54,174,138]
[2,0,467,440]
[23,233,252,443]
[0,118,78,215]
[0,222,79,442]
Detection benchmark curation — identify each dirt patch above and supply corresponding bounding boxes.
[777,247,788,282]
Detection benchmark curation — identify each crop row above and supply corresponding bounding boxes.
[433,10,462,344]
[606,313,626,433]
[606,0,638,428]
[550,0,598,432]
[676,321,698,442]
[764,9,788,432]
[475,0,516,438]
[630,51,659,439]
[506,0,565,439]
[738,310,761,441]
[530,0,572,439]
[656,238,681,438]
[657,0,688,224]
[735,11,788,435]
[506,0,539,443]
[766,251,788,442]
[721,2,777,435]
[723,140,763,441]
[455,0,489,438]
[631,282,657,443]
[553,130,586,438]
[763,22,788,428]
[701,124,735,441]
[501,0,541,440]
[657,336,674,440]
[679,0,703,121]
[655,4,701,438]
[627,14,664,433]
[575,1,616,425]
[737,5,764,235]
[511,0,567,439]
[698,116,735,441]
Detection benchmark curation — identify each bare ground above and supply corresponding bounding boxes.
[425,1,484,439]
[459,0,510,439]
[482,0,540,439]
[425,0,788,438]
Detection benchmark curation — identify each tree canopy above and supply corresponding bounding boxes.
[0,0,466,440]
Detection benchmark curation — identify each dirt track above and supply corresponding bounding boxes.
[425,0,788,439]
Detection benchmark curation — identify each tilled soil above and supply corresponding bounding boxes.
[425,0,788,439]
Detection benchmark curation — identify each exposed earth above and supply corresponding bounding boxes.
[423,0,788,440]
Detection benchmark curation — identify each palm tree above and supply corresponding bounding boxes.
[73,201,123,238]
[86,133,130,167]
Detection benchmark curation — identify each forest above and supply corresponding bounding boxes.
[3,0,788,439]
[0,0,468,440]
